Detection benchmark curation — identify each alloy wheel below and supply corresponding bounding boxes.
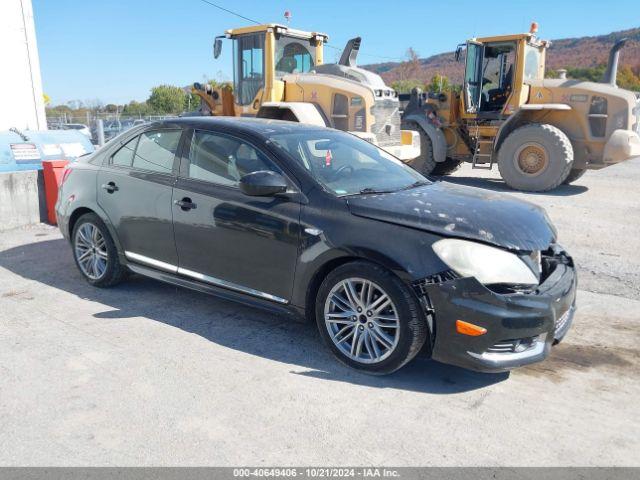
[515,142,549,176]
[324,278,400,364]
[74,223,108,280]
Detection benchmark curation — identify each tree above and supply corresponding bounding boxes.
[546,64,640,92]
[618,65,640,92]
[397,47,421,82]
[184,91,200,113]
[122,100,151,116]
[207,78,233,90]
[66,99,84,110]
[427,74,450,93]
[147,85,186,114]
[84,98,104,110]
[391,79,425,94]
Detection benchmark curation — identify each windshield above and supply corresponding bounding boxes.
[269,130,428,196]
[274,35,316,78]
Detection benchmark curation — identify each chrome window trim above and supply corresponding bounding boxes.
[124,251,288,304]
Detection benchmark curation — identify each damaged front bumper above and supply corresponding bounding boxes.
[416,248,577,373]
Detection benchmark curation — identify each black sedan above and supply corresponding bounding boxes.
[56,117,576,375]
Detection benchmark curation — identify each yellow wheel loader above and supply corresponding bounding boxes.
[192,24,420,161]
[401,24,640,191]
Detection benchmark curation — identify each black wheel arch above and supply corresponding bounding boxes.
[67,204,125,260]
[402,114,447,164]
[495,109,575,154]
[299,247,426,325]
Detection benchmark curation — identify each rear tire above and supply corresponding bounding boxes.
[497,123,573,192]
[563,168,587,185]
[72,213,127,288]
[315,261,428,375]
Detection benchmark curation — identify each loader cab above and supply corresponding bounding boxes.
[463,40,517,115]
[222,24,327,112]
[461,33,547,118]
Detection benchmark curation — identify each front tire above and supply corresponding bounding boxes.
[432,157,463,176]
[72,212,127,288]
[405,124,437,175]
[497,123,574,192]
[315,261,428,375]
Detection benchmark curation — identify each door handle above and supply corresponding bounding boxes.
[101,182,118,193]
[174,197,197,211]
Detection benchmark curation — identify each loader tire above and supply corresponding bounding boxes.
[497,123,573,192]
[562,168,587,185]
[405,124,437,175]
[432,157,463,176]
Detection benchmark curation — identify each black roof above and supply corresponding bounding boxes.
[153,116,328,139]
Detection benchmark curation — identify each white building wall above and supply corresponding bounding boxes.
[0,0,47,131]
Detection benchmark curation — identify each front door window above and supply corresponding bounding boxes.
[185,130,281,186]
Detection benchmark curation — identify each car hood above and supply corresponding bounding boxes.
[346,182,557,252]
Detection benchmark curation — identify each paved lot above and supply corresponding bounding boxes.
[1,159,639,466]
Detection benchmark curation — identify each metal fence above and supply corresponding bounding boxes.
[46,113,180,146]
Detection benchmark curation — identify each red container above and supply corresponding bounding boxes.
[42,160,69,225]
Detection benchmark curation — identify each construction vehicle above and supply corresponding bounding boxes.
[402,23,640,191]
[192,24,419,161]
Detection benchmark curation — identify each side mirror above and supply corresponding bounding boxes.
[456,45,462,62]
[239,171,288,197]
[213,37,223,59]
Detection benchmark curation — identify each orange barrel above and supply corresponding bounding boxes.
[42,160,69,225]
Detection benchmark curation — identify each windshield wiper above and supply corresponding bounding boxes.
[400,180,430,191]
[358,187,396,195]
[342,184,424,197]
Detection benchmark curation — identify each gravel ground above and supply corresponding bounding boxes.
[0,159,638,466]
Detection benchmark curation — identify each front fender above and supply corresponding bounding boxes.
[291,212,449,310]
[403,114,447,163]
[495,104,572,152]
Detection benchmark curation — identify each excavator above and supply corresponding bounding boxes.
[191,23,420,161]
[401,23,640,191]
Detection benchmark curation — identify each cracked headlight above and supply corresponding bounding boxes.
[433,239,539,286]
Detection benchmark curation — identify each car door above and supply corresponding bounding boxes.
[97,128,183,271]
[172,128,301,303]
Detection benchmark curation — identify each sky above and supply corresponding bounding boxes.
[32,0,639,105]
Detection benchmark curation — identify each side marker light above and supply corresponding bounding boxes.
[456,320,487,336]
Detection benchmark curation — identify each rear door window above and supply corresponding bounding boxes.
[132,130,181,174]
[111,136,138,167]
